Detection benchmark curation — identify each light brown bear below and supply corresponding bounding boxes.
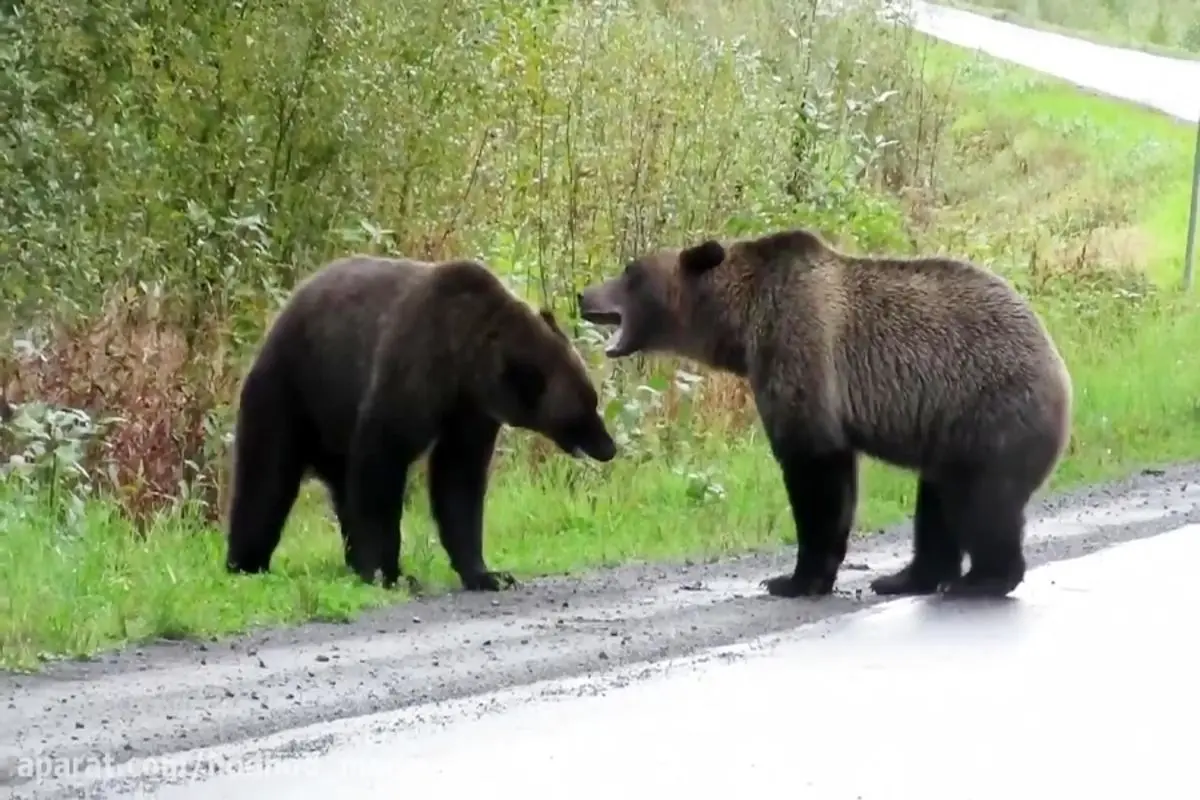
[578,228,1071,598]
[226,255,617,592]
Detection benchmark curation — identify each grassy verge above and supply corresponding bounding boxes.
[913,41,1199,288]
[4,21,1200,671]
[6,282,1199,671]
[938,0,1200,60]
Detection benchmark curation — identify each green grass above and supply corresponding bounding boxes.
[914,40,1198,287]
[4,283,1200,671]
[940,0,1200,59]
[5,34,1200,672]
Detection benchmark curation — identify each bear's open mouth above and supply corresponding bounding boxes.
[581,309,621,326]
[603,322,632,357]
[580,308,630,356]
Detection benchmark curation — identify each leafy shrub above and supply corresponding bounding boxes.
[1,0,948,520]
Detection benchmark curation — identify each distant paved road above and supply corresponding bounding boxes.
[907,0,1200,123]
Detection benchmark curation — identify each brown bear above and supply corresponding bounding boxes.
[225,254,618,592]
[578,228,1072,598]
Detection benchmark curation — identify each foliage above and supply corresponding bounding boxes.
[2,0,941,520]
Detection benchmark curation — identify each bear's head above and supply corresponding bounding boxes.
[577,239,747,373]
[494,308,618,463]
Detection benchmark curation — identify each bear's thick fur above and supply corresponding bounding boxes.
[579,228,1071,598]
[226,254,617,591]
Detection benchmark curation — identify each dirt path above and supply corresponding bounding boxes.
[4,462,1199,798]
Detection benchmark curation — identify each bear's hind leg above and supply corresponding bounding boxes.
[762,448,858,598]
[344,415,418,589]
[428,412,514,592]
[310,457,358,575]
[328,478,352,569]
[871,477,963,596]
[225,373,306,576]
[937,467,1028,598]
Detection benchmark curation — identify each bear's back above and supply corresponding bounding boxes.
[835,254,1051,384]
[820,253,1066,467]
[256,256,435,451]
[273,255,429,372]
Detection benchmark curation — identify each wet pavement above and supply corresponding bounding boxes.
[71,522,1200,799]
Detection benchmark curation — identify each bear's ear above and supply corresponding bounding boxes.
[502,357,547,409]
[538,307,568,341]
[680,240,725,276]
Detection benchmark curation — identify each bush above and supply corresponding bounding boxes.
[1,0,948,521]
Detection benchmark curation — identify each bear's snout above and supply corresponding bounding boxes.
[582,429,618,463]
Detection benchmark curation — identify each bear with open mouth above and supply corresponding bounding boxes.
[578,228,1072,599]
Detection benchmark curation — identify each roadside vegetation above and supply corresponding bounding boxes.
[3,0,1198,671]
[942,0,1200,58]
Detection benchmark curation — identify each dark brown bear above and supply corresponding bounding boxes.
[225,254,618,592]
[578,228,1072,598]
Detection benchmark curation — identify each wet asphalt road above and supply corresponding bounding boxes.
[141,521,1200,799]
[3,462,1200,798]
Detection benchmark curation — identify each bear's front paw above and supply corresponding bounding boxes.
[462,570,519,592]
[761,570,835,598]
[378,571,424,595]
